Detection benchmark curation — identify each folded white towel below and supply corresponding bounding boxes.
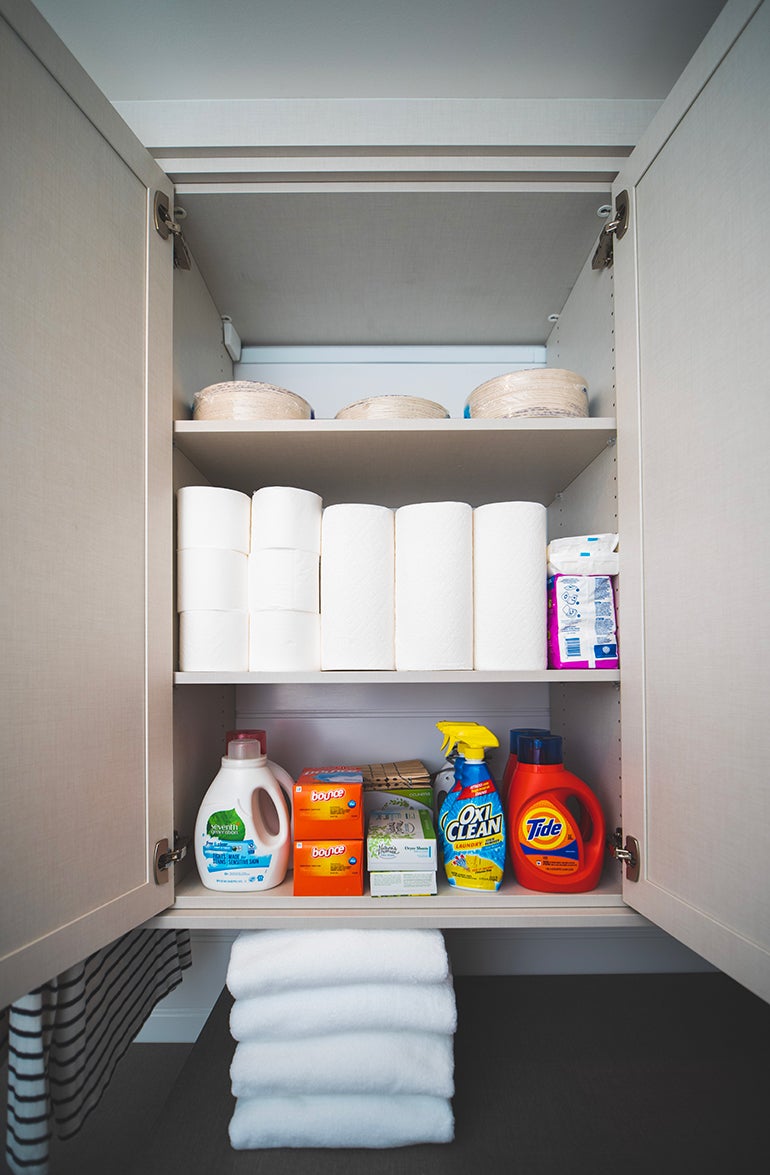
[229,978,457,1041]
[229,1092,455,1149]
[230,1029,455,1098]
[226,929,449,998]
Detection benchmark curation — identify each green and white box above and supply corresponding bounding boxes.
[370,870,438,897]
[366,810,437,872]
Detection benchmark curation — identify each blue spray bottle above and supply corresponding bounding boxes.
[435,722,506,891]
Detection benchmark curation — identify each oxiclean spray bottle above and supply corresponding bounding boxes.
[436,722,506,891]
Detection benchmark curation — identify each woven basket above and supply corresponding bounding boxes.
[335,395,449,420]
[465,368,589,419]
[193,381,313,421]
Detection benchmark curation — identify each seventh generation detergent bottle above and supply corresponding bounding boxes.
[194,739,290,892]
[436,722,506,891]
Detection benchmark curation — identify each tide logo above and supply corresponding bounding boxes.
[518,800,571,851]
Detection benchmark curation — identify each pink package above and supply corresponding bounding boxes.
[547,574,618,669]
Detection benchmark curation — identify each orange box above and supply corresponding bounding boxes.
[293,768,364,839]
[293,840,364,896]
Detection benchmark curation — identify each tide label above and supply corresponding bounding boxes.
[517,798,580,875]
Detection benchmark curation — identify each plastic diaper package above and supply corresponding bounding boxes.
[547,573,618,669]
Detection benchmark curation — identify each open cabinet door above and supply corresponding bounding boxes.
[615,0,770,1002]
[0,0,175,1007]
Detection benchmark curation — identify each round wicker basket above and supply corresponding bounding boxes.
[335,395,449,420]
[193,381,313,421]
[465,368,589,419]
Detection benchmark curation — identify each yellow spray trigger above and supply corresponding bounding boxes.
[435,721,499,761]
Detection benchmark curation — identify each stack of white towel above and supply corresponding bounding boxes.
[225,928,457,1149]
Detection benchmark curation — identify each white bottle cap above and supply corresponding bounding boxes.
[227,738,264,761]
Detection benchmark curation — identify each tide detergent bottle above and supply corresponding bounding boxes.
[507,733,605,893]
[436,722,506,891]
[195,738,291,892]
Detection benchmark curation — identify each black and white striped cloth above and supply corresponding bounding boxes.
[2,928,191,1174]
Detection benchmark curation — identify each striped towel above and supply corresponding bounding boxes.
[3,928,191,1175]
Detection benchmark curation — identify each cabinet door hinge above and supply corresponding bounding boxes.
[154,832,192,885]
[608,827,640,882]
[153,191,192,270]
[592,190,629,270]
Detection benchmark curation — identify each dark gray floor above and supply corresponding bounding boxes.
[7,973,770,1174]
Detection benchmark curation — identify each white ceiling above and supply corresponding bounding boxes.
[33,0,726,102]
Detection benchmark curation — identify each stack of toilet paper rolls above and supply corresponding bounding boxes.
[177,486,251,671]
[249,487,322,671]
[178,485,548,672]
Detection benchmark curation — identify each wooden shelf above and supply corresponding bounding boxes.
[173,417,616,506]
[148,868,640,931]
[175,669,619,685]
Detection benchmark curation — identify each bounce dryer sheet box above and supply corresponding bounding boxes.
[293,840,364,896]
[369,870,438,897]
[361,760,434,817]
[547,574,619,670]
[366,810,437,872]
[293,768,364,839]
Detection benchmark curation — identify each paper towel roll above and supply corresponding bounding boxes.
[177,548,248,612]
[177,486,251,553]
[395,502,473,670]
[250,611,321,671]
[251,487,322,554]
[321,504,395,670]
[249,549,320,613]
[179,611,249,672]
[473,501,547,670]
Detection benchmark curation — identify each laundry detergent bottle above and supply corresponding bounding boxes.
[195,739,290,892]
[436,722,506,891]
[507,734,605,893]
[500,727,551,805]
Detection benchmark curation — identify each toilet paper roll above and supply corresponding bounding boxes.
[177,548,248,612]
[177,486,251,553]
[251,487,322,554]
[321,504,395,670]
[395,502,473,671]
[179,611,249,672]
[473,501,547,670]
[248,549,320,613]
[250,611,321,671]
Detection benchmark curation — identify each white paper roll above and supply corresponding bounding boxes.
[473,501,547,670]
[395,502,473,670]
[248,549,320,613]
[321,504,395,670]
[249,611,321,671]
[251,487,322,554]
[177,548,248,612]
[179,611,249,672]
[177,486,251,553]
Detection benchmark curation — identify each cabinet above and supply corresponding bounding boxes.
[1,0,768,1009]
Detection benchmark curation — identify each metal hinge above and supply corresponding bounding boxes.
[608,827,640,882]
[154,832,192,885]
[592,190,629,270]
[153,191,191,270]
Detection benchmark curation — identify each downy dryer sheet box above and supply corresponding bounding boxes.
[366,810,437,872]
[293,840,364,896]
[293,768,364,839]
[361,759,434,816]
[369,870,438,897]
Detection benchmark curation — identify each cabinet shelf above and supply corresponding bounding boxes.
[148,869,640,931]
[175,669,619,684]
[173,417,616,506]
